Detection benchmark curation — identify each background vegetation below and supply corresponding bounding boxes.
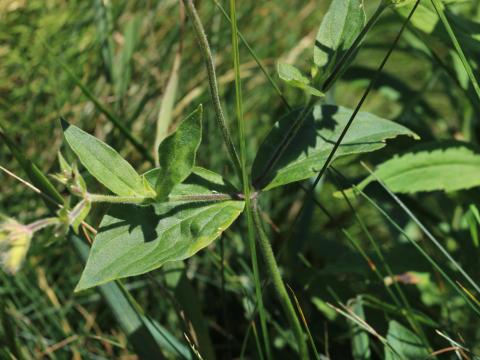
[1,0,480,358]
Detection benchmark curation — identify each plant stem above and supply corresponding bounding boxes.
[253,0,389,190]
[252,201,308,359]
[88,193,235,204]
[212,0,291,110]
[430,0,480,102]
[27,217,59,232]
[183,0,242,178]
[309,0,421,192]
[228,0,272,357]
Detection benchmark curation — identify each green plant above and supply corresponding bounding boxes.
[3,0,480,358]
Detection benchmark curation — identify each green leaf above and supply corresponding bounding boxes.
[384,320,429,360]
[154,49,182,166]
[396,2,438,33]
[61,119,151,197]
[155,105,203,200]
[278,63,309,86]
[252,105,417,190]
[70,199,91,233]
[350,144,480,194]
[277,63,324,97]
[313,0,366,72]
[75,167,244,291]
[350,296,371,360]
[2,125,169,359]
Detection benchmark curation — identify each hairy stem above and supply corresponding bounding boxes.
[183,0,242,178]
[28,217,60,232]
[88,193,235,204]
[252,201,308,359]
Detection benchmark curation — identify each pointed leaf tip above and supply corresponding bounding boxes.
[61,122,150,197]
[155,105,203,200]
[60,117,70,132]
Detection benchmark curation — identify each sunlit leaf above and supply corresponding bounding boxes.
[350,144,480,194]
[75,167,244,291]
[61,119,151,197]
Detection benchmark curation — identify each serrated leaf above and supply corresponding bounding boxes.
[252,105,417,190]
[155,105,202,200]
[75,167,244,291]
[384,321,429,360]
[61,119,150,197]
[313,0,366,72]
[350,145,480,194]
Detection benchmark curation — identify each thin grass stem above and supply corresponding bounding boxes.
[229,0,272,357]
[430,0,480,102]
[330,167,480,317]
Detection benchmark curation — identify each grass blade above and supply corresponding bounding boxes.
[1,130,192,359]
[430,0,480,102]
[362,162,480,298]
[46,46,154,164]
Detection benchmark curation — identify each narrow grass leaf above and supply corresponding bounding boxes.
[430,0,480,101]
[0,129,63,209]
[113,15,141,98]
[350,296,371,360]
[49,50,153,163]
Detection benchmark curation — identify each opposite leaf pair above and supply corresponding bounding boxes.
[60,105,246,291]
